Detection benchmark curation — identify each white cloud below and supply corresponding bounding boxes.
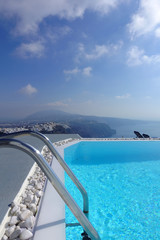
[47,101,68,107]
[155,27,160,38]
[82,67,92,76]
[0,0,123,36]
[85,45,109,60]
[14,26,71,59]
[20,84,37,95]
[127,46,145,66]
[64,67,80,75]
[46,25,72,42]
[78,41,123,61]
[15,41,45,58]
[127,46,160,66]
[116,93,131,99]
[128,0,160,38]
[64,66,92,79]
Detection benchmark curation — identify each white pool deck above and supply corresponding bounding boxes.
[33,140,79,240]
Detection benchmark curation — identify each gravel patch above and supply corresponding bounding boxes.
[1,145,53,240]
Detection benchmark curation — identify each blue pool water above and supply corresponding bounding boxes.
[64,141,160,240]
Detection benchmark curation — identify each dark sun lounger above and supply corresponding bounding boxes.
[134,131,144,138]
[142,133,150,138]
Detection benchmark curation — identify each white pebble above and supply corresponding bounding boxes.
[35,183,42,190]
[11,201,16,208]
[24,194,33,203]
[19,204,27,211]
[21,193,27,199]
[26,185,33,191]
[9,228,21,239]
[35,190,43,198]
[5,226,15,237]
[18,221,26,228]
[28,203,37,214]
[19,229,33,240]
[31,195,38,205]
[19,209,33,221]
[30,179,37,186]
[1,235,8,240]
[24,216,35,229]
[9,216,19,226]
[30,188,37,194]
[10,205,20,216]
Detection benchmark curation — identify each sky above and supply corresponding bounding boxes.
[1,0,160,121]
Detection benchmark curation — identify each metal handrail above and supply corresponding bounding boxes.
[0,131,88,215]
[0,139,101,240]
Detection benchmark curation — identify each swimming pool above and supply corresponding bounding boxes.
[64,141,160,240]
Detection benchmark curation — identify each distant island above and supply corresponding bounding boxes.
[0,111,116,138]
[1,109,160,138]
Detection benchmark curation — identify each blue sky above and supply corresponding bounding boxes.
[1,0,160,120]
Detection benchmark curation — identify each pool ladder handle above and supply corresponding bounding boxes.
[0,137,101,240]
[0,130,88,216]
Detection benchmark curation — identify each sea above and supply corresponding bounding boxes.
[112,121,160,138]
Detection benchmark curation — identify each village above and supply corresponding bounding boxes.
[0,122,71,134]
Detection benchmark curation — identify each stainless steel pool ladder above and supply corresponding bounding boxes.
[0,133,101,240]
[0,130,88,215]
